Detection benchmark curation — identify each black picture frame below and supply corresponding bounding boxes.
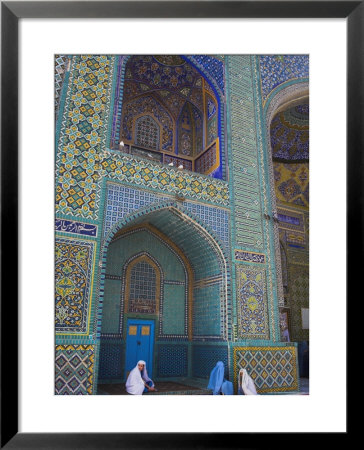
[1,1,356,448]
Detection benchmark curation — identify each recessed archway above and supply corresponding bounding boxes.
[109,55,226,180]
[96,201,230,385]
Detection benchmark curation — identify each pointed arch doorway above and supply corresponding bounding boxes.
[97,202,230,387]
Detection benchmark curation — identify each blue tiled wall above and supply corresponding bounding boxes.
[101,279,122,334]
[162,284,186,335]
[192,345,229,378]
[98,341,123,380]
[193,283,222,337]
[157,344,188,377]
[103,183,230,251]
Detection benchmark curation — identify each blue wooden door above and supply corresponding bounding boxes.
[125,319,154,379]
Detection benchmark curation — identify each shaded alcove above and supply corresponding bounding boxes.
[111,55,223,178]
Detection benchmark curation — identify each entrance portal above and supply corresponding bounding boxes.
[97,203,230,387]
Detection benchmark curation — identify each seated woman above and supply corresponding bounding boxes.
[238,368,258,395]
[125,360,156,395]
[207,361,233,395]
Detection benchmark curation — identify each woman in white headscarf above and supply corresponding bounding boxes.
[125,360,156,395]
[238,368,258,395]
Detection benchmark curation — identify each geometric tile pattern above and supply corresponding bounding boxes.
[233,346,299,392]
[235,265,269,339]
[193,281,222,337]
[259,55,309,102]
[56,55,115,219]
[288,264,309,342]
[157,345,188,377]
[274,162,309,207]
[227,55,264,249]
[189,55,225,95]
[135,114,160,150]
[270,103,309,161]
[55,238,95,334]
[56,54,228,220]
[55,54,69,119]
[98,342,123,380]
[128,261,157,314]
[192,345,229,378]
[103,184,230,250]
[55,345,95,394]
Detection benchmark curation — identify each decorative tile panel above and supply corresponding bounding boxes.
[233,346,298,392]
[235,265,269,339]
[55,344,95,394]
[55,238,95,334]
[56,55,115,219]
[274,163,309,207]
[157,345,188,377]
[187,55,225,95]
[55,219,97,237]
[235,250,265,264]
[98,342,123,379]
[55,55,69,118]
[288,264,309,341]
[259,55,309,102]
[103,183,230,250]
[227,55,264,249]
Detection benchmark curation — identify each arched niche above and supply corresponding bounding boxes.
[109,55,225,179]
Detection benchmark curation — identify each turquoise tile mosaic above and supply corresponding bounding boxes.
[99,205,231,340]
[162,284,186,335]
[235,264,269,339]
[103,183,230,251]
[98,342,123,379]
[55,237,96,334]
[226,55,264,250]
[100,279,122,334]
[192,345,228,378]
[101,231,188,339]
[54,55,305,395]
[55,344,95,395]
[56,55,115,220]
[193,283,222,337]
[233,345,299,393]
[157,345,188,377]
[55,55,69,120]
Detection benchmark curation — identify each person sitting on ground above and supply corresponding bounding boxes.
[207,361,233,395]
[238,368,258,395]
[125,360,156,395]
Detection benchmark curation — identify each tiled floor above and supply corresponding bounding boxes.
[97,380,210,395]
[97,377,310,395]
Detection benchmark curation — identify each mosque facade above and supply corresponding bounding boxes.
[55,55,309,395]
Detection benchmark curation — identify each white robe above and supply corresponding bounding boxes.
[238,368,258,395]
[125,360,154,395]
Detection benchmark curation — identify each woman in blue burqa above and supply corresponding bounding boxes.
[125,360,156,395]
[207,361,233,395]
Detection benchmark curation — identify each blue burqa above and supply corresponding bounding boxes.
[207,361,225,395]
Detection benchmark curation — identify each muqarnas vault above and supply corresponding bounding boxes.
[55,55,309,395]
